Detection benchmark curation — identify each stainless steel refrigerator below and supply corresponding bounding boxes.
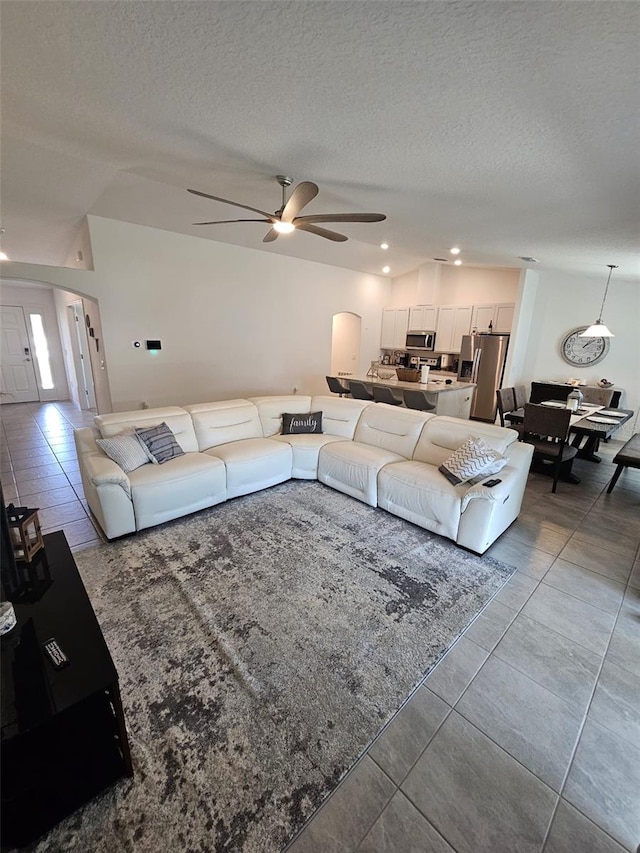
[457,334,509,421]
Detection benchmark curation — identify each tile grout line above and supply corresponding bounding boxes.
[537,574,632,852]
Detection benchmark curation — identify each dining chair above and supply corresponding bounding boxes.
[402,389,436,412]
[514,385,528,409]
[326,376,350,397]
[372,386,403,406]
[522,403,578,493]
[496,387,516,427]
[348,380,374,401]
[581,387,614,407]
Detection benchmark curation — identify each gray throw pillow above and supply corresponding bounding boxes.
[135,422,185,464]
[282,411,323,435]
[96,433,151,473]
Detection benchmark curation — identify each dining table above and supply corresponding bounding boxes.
[506,401,635,464]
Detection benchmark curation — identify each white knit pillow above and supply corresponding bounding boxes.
[439,435,507,486]
[96,432,151,473]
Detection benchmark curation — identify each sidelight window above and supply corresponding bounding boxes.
[29,313,54,390]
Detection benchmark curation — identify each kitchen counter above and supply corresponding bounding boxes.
[333,375,476,419]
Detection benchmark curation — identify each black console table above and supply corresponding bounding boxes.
[1,531,132,848]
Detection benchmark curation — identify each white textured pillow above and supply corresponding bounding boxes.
[439,435,507,486]
[96,432,151,473]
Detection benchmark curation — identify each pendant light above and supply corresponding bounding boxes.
[579,264,617,337]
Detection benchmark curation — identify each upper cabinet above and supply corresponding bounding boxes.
[383,302,513,351]
[408,305,439,331]
[381,307,410,349]
[435,305,472,352]
[471,303,515,335]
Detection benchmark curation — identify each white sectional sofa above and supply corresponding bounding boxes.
[74,395,533,554]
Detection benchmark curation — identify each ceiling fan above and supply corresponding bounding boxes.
[188,175,386,243]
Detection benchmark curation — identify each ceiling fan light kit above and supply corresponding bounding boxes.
[580,264,617,337]
[188,176,386,243]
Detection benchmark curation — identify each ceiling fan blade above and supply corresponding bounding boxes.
[187,188,275,220]
[192,219,271,225]
[294,213,387,224]
[295,222,348,242]
[281,181,319,222]
[263,228,279,243]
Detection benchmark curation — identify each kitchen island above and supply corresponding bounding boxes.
[333,374,477,419]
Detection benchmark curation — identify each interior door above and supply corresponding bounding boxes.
[0,306,40,403]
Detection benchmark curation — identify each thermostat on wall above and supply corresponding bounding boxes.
[146,340,162,351]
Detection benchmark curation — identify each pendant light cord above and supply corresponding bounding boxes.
[598,264,617,321]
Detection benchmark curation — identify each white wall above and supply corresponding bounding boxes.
[512,268,640,441]
[2,216,390,411]
[390,264,519,307]
[0,282,69,402]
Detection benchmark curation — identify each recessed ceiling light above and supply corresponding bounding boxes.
[454,259,462,266]
[518,256,538,263]
[382,265,391,274]
[450,247,461,255]
[380,242,389,250]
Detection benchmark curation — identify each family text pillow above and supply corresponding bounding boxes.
[282,411,323,435]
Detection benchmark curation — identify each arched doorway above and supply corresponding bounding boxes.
[330,312,361,378]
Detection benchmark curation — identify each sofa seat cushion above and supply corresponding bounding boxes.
[318,440,405,507]
[128,452,226,531]
[378,460,462,540]
[204,438,292,498]
[272,433,345,479]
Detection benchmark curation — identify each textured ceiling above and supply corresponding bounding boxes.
[1,1,639,281]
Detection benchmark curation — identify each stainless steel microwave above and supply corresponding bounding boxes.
[405,330,436,351]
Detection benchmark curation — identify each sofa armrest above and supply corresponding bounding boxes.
[82,452,132,498]
[75,438,137,539]
[456,442,533,553]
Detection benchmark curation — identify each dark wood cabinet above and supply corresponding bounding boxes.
[1,532,132,848]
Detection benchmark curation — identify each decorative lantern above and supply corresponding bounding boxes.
[6,505,44,563]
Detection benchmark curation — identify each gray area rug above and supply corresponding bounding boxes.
[33,481,514,852]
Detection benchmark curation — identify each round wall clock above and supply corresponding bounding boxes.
[561,327,610,367]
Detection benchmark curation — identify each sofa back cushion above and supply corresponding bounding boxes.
[184,399,263,450]
[311,396,371,439]
[95,407,199,453]
[353,403,433,458]
[248,396,312,437]
[413,416,519,466]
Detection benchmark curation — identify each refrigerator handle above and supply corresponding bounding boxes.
[471,349,481,384]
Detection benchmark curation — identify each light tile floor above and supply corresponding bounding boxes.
[1,402,638,852]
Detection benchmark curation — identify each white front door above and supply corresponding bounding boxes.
[0,305,40,403]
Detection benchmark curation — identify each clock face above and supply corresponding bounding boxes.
[561,327,610,367]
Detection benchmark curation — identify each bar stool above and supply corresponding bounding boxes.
[373,386,403,406]
[326,376,350,397]
[402,389,436,411]
[349,381,374,401]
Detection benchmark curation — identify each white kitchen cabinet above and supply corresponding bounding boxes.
[393,307,410,348]
[471,303,515,334]
[430,385,474,418]
[381,308,396,349]
[436,305,472,352]
[453,306,472,350]
[381,307,410,349]
[494,303,515,333]
[408,305,439,331]
[471,305,495,334]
